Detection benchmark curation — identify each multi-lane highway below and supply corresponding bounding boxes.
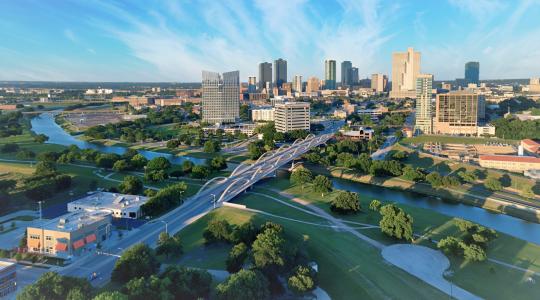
[58,132,334,286]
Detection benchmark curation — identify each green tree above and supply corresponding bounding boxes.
[457,170,477,183]
[247,140,266,159]
[330,191,360,214]
[130,154,148,169]
[0,179,16,194]
[290,167,313,190]
[161,266,212,299]
[141,182,187,216]
[216,269,270,300]
[401,166,425,182]
[92,291,128,300]
[182,160,194,173]
[95,153,121,169]
[203,140,221,153]
[209,156,228,171]
[111,243,160,283]
[287,265,317,295]
[379,204,414,241]
[369,199,382,211]
[203,219,234,243]
[35,161,56,175]
[252,225,290,270]
[156,232,183,259]
[312,175,333,197]
[226,242,248,273]
[169,169,184,179]
[425,172,444,188]
[462,243,487,262]
[191,165,210,179]
[112,159,130,172]
[146,157,171,172]
[17,272,92,300]
[484,177,502,191]
[118,175,144,195]
[33,134,49,143]
[437,236,463,256]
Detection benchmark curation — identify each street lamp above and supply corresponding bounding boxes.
[158,220,168,234]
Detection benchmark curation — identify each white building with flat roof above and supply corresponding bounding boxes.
[252,107,275,122]
[274,102,310,133]
[67,192,148,219]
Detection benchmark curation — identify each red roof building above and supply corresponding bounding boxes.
[479,155,540,172]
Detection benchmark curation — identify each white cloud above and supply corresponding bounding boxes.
[64,29,77,42]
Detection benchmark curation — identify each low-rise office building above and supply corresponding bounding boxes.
[0,261,16,298]
[68,192,148,219]
[251,107,275,122]
[521,139,540,155]
[479,155,540,173]
[27,210,112,258]
[274,102,310,133]
[339,127,374,141]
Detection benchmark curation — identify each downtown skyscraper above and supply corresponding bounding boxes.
[202,70,239,124]
[341,61,352,87]
[390,47,421,99]
[465,62,480,85]
[258,62,272,91]
[274,58,287,88]
[293,75,302,92]
[325,59,336,90]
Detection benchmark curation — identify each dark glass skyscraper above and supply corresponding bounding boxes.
[465,61,479,85]
[258,62,272,91]
[273,58,287,88]
[341,61,352,86]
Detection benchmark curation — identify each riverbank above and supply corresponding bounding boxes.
[329,167,540,223]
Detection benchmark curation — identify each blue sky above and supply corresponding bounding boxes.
[1,0,539,82]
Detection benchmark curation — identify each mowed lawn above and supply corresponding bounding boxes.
[246,178,540,300]
[174,198,448,299]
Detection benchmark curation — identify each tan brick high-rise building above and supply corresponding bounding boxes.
[371,73,387,93]
[434,91,479,135]
[390,47,421,99]
[274,102,310,133]
[306,77,321,94]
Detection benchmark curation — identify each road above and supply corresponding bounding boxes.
[371,135,397,160]
[57,132,335,286]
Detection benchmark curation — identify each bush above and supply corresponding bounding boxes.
[369,199,382,211]
[330,191,360,214]
[287,265,317,295]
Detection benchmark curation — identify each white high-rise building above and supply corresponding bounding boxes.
[251,107,275,122]
[414,74,433,134]
[202,70,239,124]
[390,47,421,99]
[274,102,310,133]
[293,75,303,92]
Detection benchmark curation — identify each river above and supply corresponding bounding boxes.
[29,113,232,167]
[30,113,540,245]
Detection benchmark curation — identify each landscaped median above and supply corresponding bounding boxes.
[329,167,540,223]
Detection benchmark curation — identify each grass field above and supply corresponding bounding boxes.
[402,135,519,145]
[239,178,540,300]
[174,203,448,300]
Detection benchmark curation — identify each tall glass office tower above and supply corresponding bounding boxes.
[273,58,287,88]
[202,70,239,124]
[325,59,336,90]
[465,61,480,85]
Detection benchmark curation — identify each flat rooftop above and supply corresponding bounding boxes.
[36,210,111,232]
[70,192,148,211]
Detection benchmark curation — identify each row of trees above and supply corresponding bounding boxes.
[437,219,497,262]
[204,219,318,298]
[0,111,23,137]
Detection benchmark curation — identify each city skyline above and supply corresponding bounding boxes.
[1,0,540,82]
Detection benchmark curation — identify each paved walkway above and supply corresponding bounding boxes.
[382,244,482,300]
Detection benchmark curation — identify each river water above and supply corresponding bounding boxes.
[30,113,540,245]
[29,113,230,167]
